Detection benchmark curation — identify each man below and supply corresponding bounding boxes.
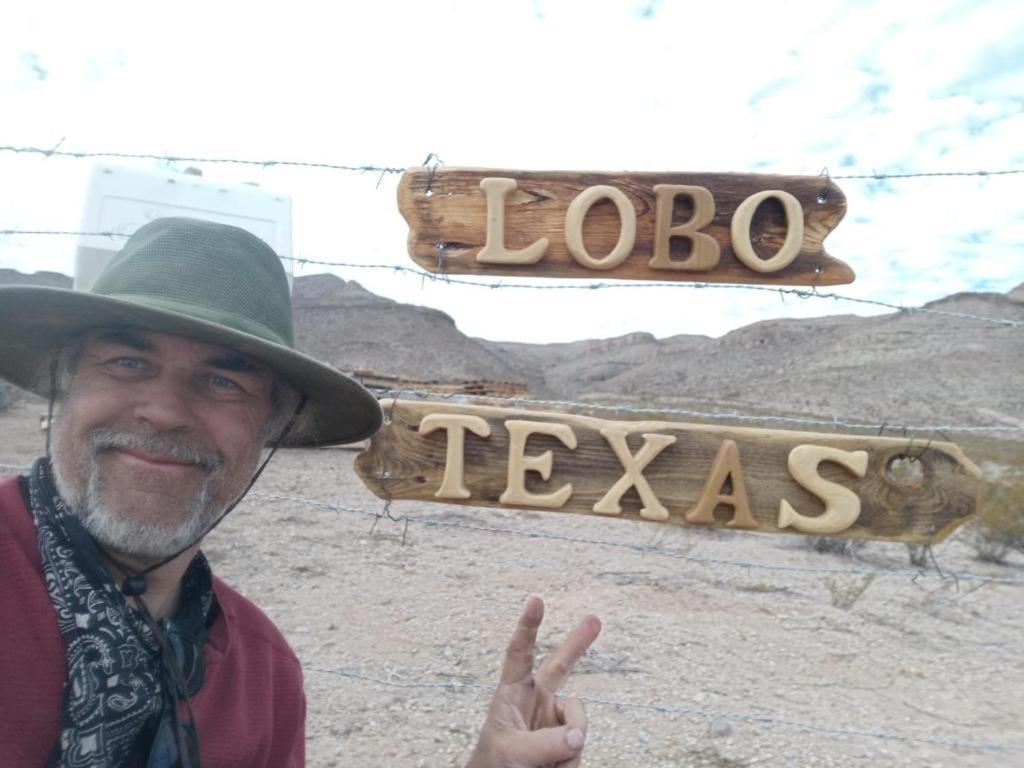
[0,218,600,767]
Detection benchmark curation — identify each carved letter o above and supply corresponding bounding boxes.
[564,185,637,270]
[731,190,805,273]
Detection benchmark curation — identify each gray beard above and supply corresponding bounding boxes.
[53,428,226,560]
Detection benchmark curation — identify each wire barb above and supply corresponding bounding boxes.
[910,432,935,461]
[434,242,449,281]
[422,153,443,196]
[43,137,67,159]
[817,167,830,204]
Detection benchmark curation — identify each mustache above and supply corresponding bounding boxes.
[88,429,224,472]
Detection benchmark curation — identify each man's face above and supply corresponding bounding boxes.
[50,329,275,561]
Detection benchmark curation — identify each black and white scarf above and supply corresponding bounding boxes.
[27,458,215,768]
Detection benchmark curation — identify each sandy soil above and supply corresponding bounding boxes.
[3,402,1023,767]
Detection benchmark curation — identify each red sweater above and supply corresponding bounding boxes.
[0,474,306,767]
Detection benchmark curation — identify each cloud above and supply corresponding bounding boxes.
[959,230,991,245]
[633,0,663,20]
[19,52,47,84]
[747,77,802,109]
[946,29,1024,98]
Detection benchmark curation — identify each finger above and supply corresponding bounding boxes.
[537,614,601,691]
[555,697,587,768]
[503,723,585,766]
[499,595,545,685]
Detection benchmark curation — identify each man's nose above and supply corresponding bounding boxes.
[130,376,196,432]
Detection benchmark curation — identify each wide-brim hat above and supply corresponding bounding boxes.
[0,217,382,447]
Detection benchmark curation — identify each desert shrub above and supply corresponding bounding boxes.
[967,476,1024,564]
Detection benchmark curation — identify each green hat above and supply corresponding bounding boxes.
[0,217,382,446]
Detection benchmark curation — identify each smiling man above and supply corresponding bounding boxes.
[51,329,274,563]
[0,218,599,768]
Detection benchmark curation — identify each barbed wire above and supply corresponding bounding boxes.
[305,664,1024,755]
[284,258,1022,329]
[248,491,1024,586]
[1,229,1020,328]
[370,387,1024,435]
[829,168,1024,180]
[1,464,1014,584]
[0,145,405,175]
[3,144,1023,182]
[0,229,126,239]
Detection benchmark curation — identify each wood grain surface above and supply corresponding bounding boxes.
[355,400,982,543]
[398,167,853,286]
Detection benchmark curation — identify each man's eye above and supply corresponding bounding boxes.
[209,374,241,390]
[111,357,146,370]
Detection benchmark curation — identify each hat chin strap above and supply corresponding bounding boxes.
[45,358,58,456]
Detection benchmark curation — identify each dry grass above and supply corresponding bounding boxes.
[968,475,1024,564]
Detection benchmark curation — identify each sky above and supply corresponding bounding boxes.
[0,0,1022,343]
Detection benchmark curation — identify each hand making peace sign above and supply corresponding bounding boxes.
[467,596,602,768]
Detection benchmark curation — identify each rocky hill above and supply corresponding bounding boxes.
[0,269,72,289]
[292,275,519,381]
[2,268,1021,430]
[483,288,1024,428]
[297,276,1024,430]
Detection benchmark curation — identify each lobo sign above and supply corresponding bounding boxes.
[356,401,981,543]
[398,168,853,286]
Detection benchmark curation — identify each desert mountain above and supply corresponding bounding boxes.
[483,287,1024,427]
[0,269,72,289]
[2,269,1021,430]
[292,275,519,381]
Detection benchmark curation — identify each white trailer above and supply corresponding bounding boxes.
[74,164,294,292]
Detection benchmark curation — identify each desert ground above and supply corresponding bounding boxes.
[2,401,1022,767]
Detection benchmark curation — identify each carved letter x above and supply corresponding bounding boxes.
[594,429,677,520]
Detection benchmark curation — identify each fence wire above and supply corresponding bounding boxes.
[0,145,404,175]
[3,144,1024,182]
[1,229,1020,329]
[248,491,1024,586]
[305,665,1024,756]
[285,257,1024,329]
[0,465,1017,584]
[372,387,1024,435]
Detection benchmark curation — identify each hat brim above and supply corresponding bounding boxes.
[0,286,382,447]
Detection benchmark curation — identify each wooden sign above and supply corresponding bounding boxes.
[356,400,981,543]
[398,168,852,286]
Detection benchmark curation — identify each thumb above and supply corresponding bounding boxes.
[503,724,585,766]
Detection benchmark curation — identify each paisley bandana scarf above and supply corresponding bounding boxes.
[27,458,215,768]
